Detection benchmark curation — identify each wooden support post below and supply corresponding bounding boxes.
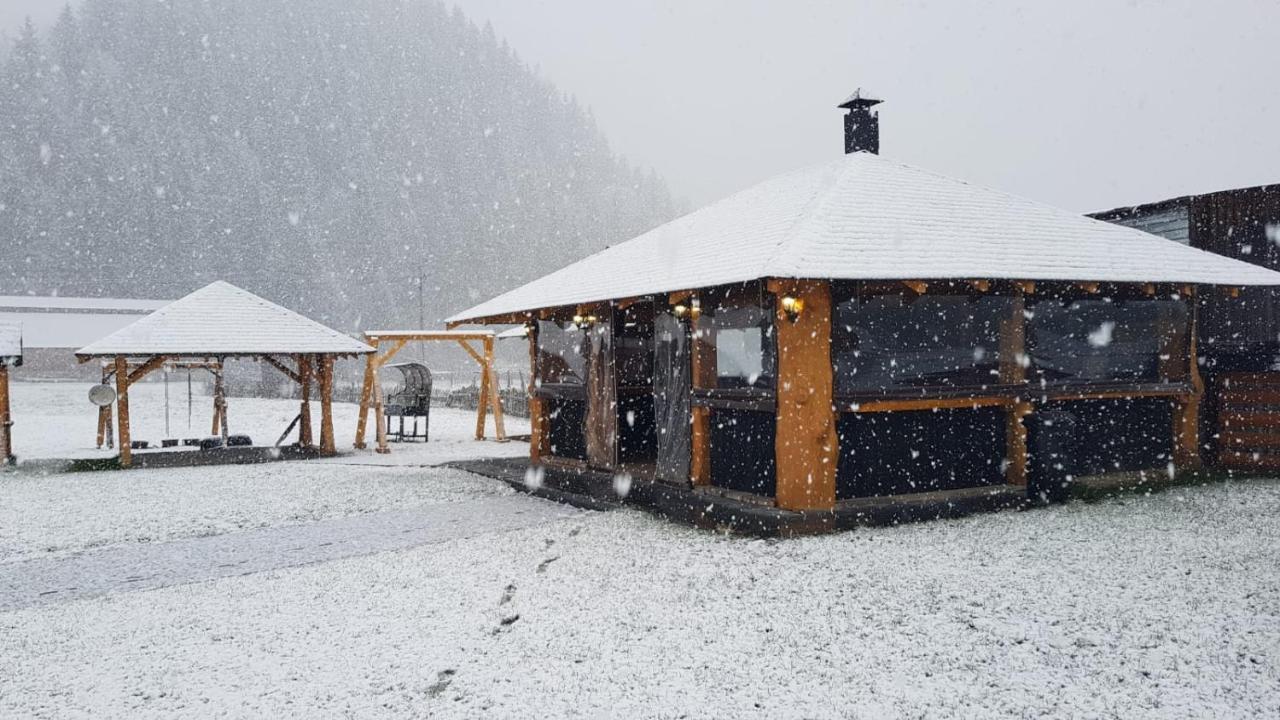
[298,354,313,447]
[770,279,838,511]
[1006,401,1033,487]
[0,363,11,464]
[1001,292,1030,486]
[527,324,547,464]
[484,335,507,441]
[689,294,715,486]
[354,351,376,449]
[318,354,335,455]
[211,363,228,441]
[96,364,111,449]
[373,365,389,453]
[115,356,132,468]
[1174,290,1203,468]
[474,341,491,441]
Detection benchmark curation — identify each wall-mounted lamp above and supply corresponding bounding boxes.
[672,304,689,318]
[572,314,585,326]
[690,296,702,320]
[780,295,805,322]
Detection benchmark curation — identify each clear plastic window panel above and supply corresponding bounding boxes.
[536,319,587,385]
[832,293,1013,393]
[1028,297,1187,383]
[701,301,776,390]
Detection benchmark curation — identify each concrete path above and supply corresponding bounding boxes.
[0,495,582,612]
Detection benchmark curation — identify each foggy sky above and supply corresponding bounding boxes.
[7,0,1280,212]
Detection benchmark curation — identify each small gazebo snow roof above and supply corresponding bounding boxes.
[449,152,1280,324]
[0,323,21,365]
[76,281,372,358]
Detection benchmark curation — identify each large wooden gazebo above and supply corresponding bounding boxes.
[0,323,20,465]
[76,281,373,468]
[446,114,1280,516]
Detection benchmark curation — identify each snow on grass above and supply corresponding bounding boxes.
[2,478,1279,718]
[0,463,514,564]
[6,381,528,462]
[0,382,529,563]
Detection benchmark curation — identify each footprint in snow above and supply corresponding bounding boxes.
[425,669,455,697]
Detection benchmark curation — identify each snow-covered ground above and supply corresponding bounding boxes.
[1,382,528,563]
[1,383,1279,717]
[6,380,529,464]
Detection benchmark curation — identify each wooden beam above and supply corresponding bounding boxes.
[689,295,715,486]
[772,279,838,511]
[126,355,168,387]
[527,325,546,464]
[353,352,376,449]
[485,336,507,441]
[902,280,929,295]
[298,354,313,448]
[115,356,132,468]
[373,359,390,454]
[211,364,227,439]
[668,289,693,306]
[849,396,1013,413]
[970,280,991,293]
[1016,281,1036,295]
[0,363,11,464]
[1006,401,1032,486]
[456,338,484,365]
[1000,292,1029,485]
[318,354,336,455]
[261,355,302,384]
[1079,281,1100,294]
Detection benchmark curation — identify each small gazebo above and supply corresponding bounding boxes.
[76,281,373,467]
[0,323,21,464]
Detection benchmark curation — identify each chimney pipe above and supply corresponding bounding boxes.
[838,89,882,155]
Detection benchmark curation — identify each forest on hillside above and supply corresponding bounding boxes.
[0,0,676,328]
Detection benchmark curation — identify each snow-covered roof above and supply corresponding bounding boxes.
[0,323,21,363]
[76,281,373,357]
[449,153,1280,324]
[0,296,170,312]
[0,311,157,349]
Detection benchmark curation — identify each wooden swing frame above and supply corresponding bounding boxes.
[354,330,507,454]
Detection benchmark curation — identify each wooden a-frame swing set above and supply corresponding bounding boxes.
[354,330,507,454]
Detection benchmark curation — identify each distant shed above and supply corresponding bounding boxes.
[0,295,170,379]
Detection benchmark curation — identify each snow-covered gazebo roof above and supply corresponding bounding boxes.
[449,152,1280,324]
[0,323,21,366]
[76,281,372,358]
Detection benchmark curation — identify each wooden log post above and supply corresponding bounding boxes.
[1174,288,1203,468]
[354,349,376,449]
[0,362,11,464]
[484,335,507,441]
[373,360,390,453]
[210,363,228,440]
[115,356,132,468]
[769,279,838,512]
[298,354,313,448]
[96,364,111,449]
[318,354,336,455]
[474,339,493,440]
[689,294,715,486]
[1001,290,1030,486]
[527,324,547,464]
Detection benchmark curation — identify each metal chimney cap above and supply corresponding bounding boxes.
[838,88,883,109]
